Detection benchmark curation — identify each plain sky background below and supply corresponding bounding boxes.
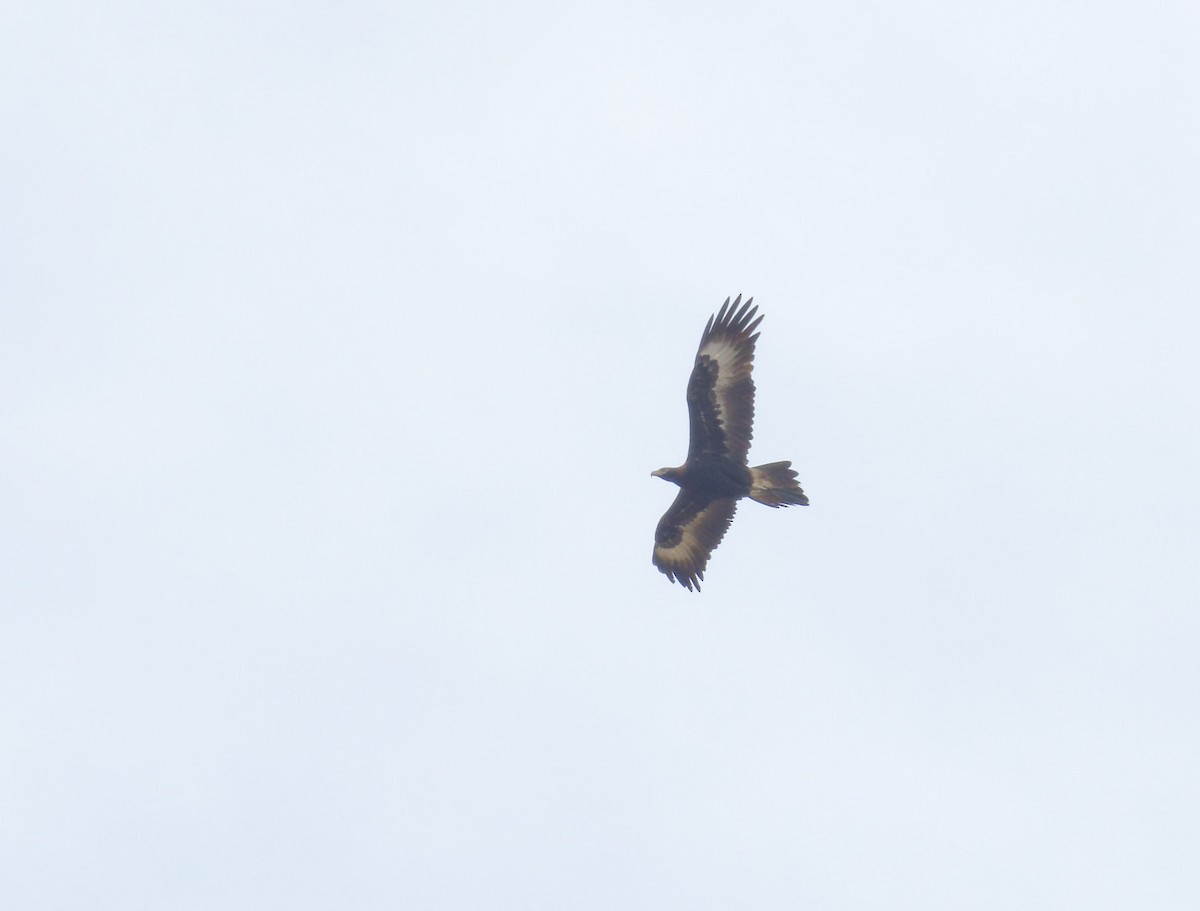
[4,1,1199,908]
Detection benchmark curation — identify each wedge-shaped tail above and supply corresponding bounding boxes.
[748,461,810,507]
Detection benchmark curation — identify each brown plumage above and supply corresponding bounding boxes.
[651,295,808,591]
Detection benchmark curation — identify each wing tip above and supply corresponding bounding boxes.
[705,293,761,340]
[654,561,704,592]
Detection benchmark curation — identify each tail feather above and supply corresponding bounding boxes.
[748,461,809,507]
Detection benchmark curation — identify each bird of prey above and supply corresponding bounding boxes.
[652,295,808,591]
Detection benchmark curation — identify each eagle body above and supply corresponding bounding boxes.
[651,296,808,591]
[653,454,751,500]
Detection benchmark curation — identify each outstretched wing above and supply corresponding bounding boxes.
[652,493,738,592]
[685,295,762,464]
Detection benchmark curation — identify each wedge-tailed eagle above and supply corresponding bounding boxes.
[651,295,808,591]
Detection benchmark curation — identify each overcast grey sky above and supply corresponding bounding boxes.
[4,1,1200,908]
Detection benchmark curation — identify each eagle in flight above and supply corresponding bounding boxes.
[652,295,808,591]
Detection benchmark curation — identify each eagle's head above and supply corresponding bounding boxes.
[651,466,684,486]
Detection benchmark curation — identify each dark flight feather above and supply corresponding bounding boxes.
[651,295,808,591]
